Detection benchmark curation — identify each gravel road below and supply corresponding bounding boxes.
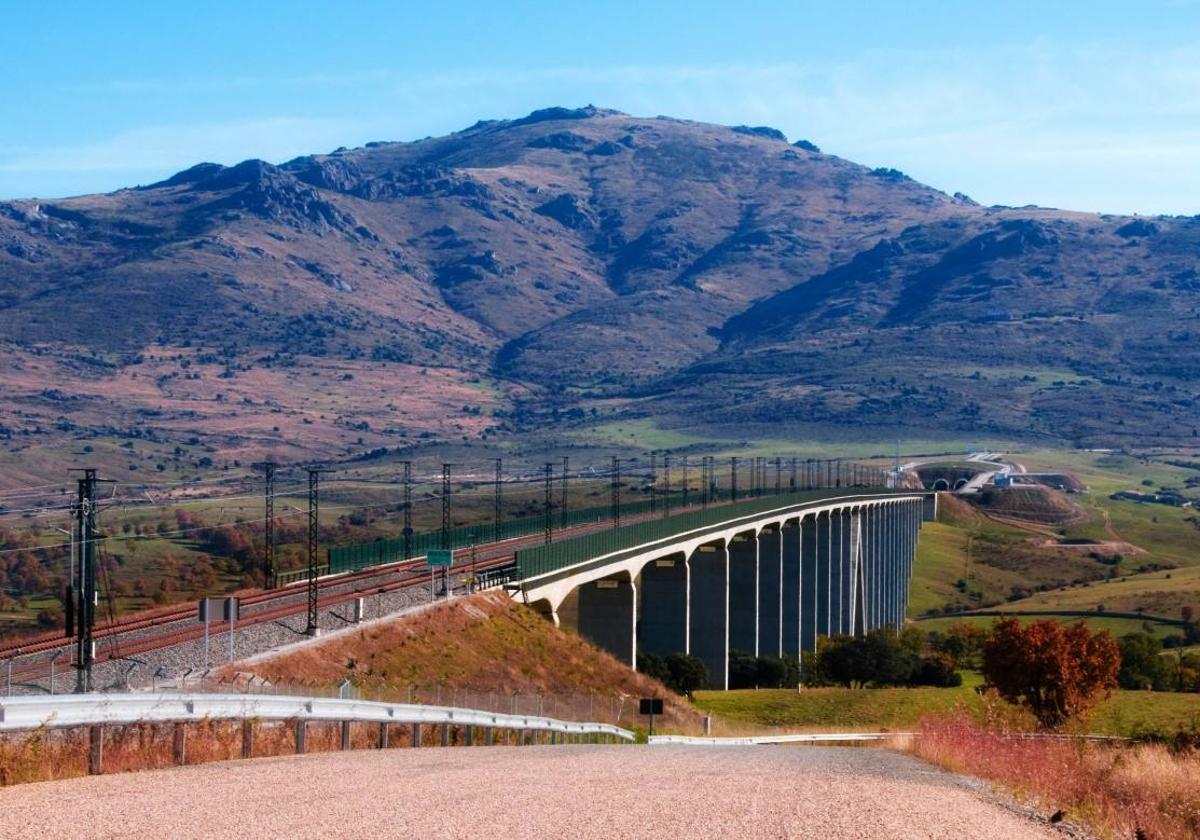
[0,745,1062,839]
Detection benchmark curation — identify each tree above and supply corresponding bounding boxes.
[664,653,709,698]
[1117,633,1171,690]
[638,652,709,698]
[982,618,1120,729]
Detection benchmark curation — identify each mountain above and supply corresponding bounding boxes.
[0,106,1197,482]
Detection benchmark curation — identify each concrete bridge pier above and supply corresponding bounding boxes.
[688,542,729,689]
[577,573,636,667]
[850,510,866,636]
[728,530,759,656]
[801,516,818,652]
[815,512,832,639]
[637,553,688,658]
[837,509,852,635]
[757,526,783,658]
[780,520,802,657]
[863,504,878,632]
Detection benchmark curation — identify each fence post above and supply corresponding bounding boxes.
[88,726,104,775]
[341,721,351,751]
[378,723,389,749]
[295,720,307,754]
[241,720,254,759]
[411,723,421,747]
[172,722,187,766]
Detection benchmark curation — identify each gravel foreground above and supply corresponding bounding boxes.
[0,745,1062,840]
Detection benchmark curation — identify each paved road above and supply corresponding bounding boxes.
[0,746,1060,839]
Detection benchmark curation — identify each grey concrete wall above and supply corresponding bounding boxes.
[688,544,729,689]
[637,553,688,658]
[728,531,758,655]
[577,575,635,666]
[780,520,801,657]
[757,527,783,657]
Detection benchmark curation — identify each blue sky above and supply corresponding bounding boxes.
[2,1,1199,214]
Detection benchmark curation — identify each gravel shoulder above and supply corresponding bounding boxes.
[0,745,1065,840]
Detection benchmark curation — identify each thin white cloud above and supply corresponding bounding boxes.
[4,40,1200,212]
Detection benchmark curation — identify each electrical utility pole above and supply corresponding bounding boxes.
[663,454,671,518]
[649,453,657,515]
[701,456,711,508]
[611,457,622,528]
[253,461,277,587]
[543,462,554,544]
[560,457,569,530]
[304,467,331,637]
[681,455,689,509]
[73,468,110,694]
[790,456,798,493]
[402,462,413,561]
[493,458,503,542]
[441,464,454,549]
[731,457,739,503]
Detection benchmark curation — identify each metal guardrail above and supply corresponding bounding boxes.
[0,692,635,740]
[649,732,910,745]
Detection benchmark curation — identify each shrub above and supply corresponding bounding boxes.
[982,618,1119,729]
[727,651,799,689]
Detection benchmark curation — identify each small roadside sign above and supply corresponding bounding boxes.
[638,698,663,716]
[427,549,454,567]
[639,697,664,738]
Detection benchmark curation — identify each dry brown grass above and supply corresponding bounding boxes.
[0,717,514,786]
[231,592,708,735]
[906,713,1200,840]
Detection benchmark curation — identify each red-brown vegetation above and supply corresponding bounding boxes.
[907,714,1200,840]
[982,617,1120,728]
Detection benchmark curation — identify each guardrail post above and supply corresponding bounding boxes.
[378,723,389,749]
[551,731,558,746]
[295,720,306,754]
[521,728,529,746]
[87,725,103,775]
[485,726,494,746]
[440,722,449,747]
[341,721,351,751]
[241,720,254,759]
[465,726,474,746]
[411,723,421,747]
[173,722,187,766]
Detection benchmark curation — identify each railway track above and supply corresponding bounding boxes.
[0,512,650,687]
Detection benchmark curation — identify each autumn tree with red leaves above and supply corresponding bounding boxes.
[981,617,1120,729]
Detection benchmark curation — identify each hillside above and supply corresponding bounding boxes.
[230,591,704,733]
[1,106,1198,483]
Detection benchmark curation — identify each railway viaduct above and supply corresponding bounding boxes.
[509,490,936,689]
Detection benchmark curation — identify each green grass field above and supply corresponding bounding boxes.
[914,614,1182,641]
[694,675,1200,738]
